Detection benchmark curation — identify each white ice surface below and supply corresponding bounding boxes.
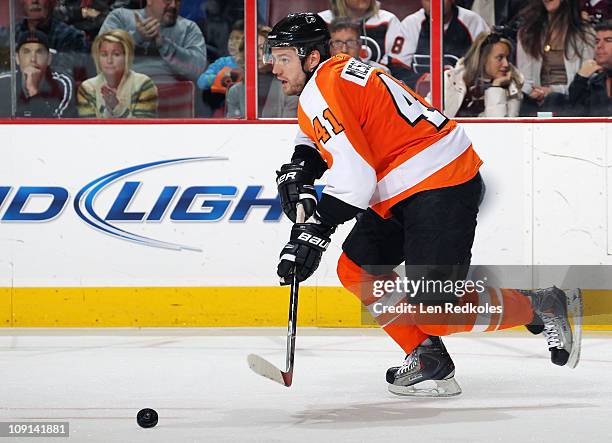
[0,328,610,443]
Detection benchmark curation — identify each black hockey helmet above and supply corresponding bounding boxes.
[264,13,331,64]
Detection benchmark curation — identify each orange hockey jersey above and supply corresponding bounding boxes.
[295,54,482,220]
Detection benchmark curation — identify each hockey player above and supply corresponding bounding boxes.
[268,13,582,397]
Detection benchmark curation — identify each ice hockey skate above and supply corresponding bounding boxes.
[386,336,462,397]
[524,287,583,368]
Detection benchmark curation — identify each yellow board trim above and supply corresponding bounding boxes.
[2,287,612,329]
[6,287,361,327]
[0,288,11,326]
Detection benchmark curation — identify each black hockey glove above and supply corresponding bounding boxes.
[276,162,318,223]
[277,221,336,285]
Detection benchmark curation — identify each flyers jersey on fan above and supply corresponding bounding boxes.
[295,54,482,220]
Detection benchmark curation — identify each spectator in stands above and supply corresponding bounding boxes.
[99,0,207,83]
[196,21,243,92]
[581,0,611,24]
[77,29,157,117]
[53,1,111,42]
[517,0,595,115]
[329,18,361,58]
[318,0,404,69]
[0,30,75,117]
[439,31,523,117]
[225,25,297,118]
[568,19,612,115]
[328,17,390,71]
[15,0,90,78]
[396,0,490,88]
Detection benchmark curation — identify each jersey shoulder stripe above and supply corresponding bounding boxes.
[318,10,333,23]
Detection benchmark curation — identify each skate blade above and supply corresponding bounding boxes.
[388,377,462,398]
[566,289,583,369]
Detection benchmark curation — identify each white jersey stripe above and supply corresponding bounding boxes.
[369,125,472,206]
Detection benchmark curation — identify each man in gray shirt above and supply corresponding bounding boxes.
[99,0,206,83]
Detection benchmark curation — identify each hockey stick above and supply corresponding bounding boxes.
[247,205,305,387]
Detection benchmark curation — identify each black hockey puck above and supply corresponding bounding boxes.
[137,408,158,428]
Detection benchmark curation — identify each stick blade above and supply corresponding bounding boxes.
[247,354,292,387]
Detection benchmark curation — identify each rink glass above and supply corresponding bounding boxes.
[0,0,606,120]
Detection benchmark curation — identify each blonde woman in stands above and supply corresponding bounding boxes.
[517,0,595,115]
[318,0,404,69]
[77,29,158,118]
[440,31,524,117]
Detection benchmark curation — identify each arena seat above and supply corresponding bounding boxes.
[157,81,195,118]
